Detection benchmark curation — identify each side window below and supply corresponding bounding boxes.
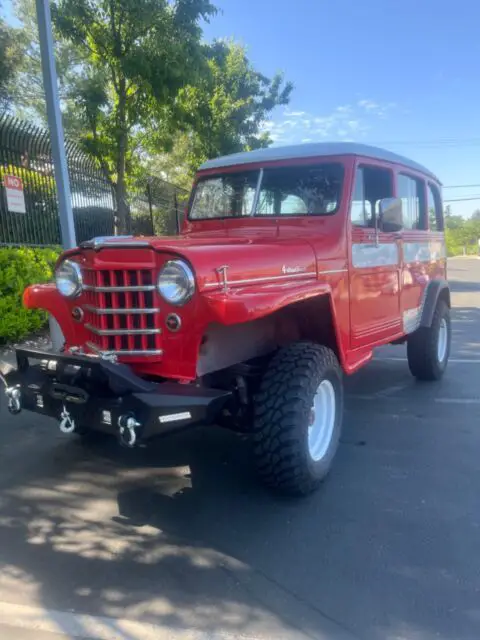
[428,183,444,231]
[350,165,393,228]
[351,168,370,226]
[397,174,427,230]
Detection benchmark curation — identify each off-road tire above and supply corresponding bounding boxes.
[407,300,451,381]
[253,342,343,496]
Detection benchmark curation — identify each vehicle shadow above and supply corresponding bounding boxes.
[0,420,353,640]
[1,306,479,640]
[1,380,479,640]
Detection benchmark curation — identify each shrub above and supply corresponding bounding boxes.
[0,246,60,344]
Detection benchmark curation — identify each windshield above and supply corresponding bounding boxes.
[190,171,259,219]
[189,163,344,220]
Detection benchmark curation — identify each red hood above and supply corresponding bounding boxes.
[152,235,317,291]
[72,234,317,291]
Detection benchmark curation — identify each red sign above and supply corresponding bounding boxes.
[3,174,26,213]
[4,175,23,190]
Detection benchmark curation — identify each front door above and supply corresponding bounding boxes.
[349,164,402,349]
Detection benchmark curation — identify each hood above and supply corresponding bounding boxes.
[78,234,317,291]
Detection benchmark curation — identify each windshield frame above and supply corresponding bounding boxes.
[188,160,345,221]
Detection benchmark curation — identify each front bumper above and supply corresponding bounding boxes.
[1,348,231,445]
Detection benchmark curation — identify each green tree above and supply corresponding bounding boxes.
[443,206,463,231]
[10,1,293,229]
[445,214,465,230]
[0,5,22,111]
[51,0,216,232]
[145,134,196,191]
[443,208,480,256]
[7,0,79,123]
[174,40,293,172]
[144,42,292,187]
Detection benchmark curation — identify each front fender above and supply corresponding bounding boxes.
[23,284,88,347]
[199,281,348,374]
[419,279,450,328]
[202,281,332,325]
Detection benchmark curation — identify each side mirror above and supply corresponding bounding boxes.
[379,197,403,232]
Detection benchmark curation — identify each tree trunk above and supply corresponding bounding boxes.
[115,174,129,234]
[115,78,130,234]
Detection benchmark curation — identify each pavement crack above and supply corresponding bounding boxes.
[219,562,363,640]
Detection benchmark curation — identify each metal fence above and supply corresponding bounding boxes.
[129,176,188,237]
[0,114,187,247]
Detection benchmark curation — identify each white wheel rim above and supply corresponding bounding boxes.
[308,379,336,462]
[437,318,448,363]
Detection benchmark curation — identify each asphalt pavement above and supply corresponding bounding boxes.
[1,256,480,640]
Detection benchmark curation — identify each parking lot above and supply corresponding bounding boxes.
[0,256,479,640]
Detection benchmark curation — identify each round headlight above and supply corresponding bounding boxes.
[55,260,83,298]
[157,260,195,305]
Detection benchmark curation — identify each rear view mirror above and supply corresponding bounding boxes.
[379,197,403,232]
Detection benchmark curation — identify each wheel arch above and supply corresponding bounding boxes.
[197,292,345,376]
[278,293,343,362]
[419,279,450,328]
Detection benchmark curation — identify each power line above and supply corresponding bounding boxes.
[372,139,480,147]
[444,184,480,189]
[444,196,480,203]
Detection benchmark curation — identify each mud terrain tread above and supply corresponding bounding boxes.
[407,300,450,381]
[253,342,341,495]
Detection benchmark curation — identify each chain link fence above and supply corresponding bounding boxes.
[0,114,187,247]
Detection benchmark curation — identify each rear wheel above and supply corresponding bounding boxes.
[253,342,343,496]
[407,300,451,381]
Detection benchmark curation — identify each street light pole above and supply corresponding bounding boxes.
[35,0,76,249]
[35,0,76,349]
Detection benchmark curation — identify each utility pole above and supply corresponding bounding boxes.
[35,0,76,349]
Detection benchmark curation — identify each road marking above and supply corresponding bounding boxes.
[376,357,480,364]
[0,601,256,640]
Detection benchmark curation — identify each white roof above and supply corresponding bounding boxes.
[199,142,440,183]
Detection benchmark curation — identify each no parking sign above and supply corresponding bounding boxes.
[3,174,26,213]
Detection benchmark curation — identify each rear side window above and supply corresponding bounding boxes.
[428,183,444,231]
[256,163,344,216]
[397,174,427,230]
[350,165,393,228]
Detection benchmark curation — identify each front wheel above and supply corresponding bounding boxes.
[407,300,451,381]
[253,342,343,496]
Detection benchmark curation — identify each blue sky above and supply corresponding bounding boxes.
[202,0,480,217]
[3,0,480,216]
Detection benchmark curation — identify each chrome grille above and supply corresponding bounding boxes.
[82,268,162,356]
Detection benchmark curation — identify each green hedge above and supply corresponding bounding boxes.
[0,247,60,344]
